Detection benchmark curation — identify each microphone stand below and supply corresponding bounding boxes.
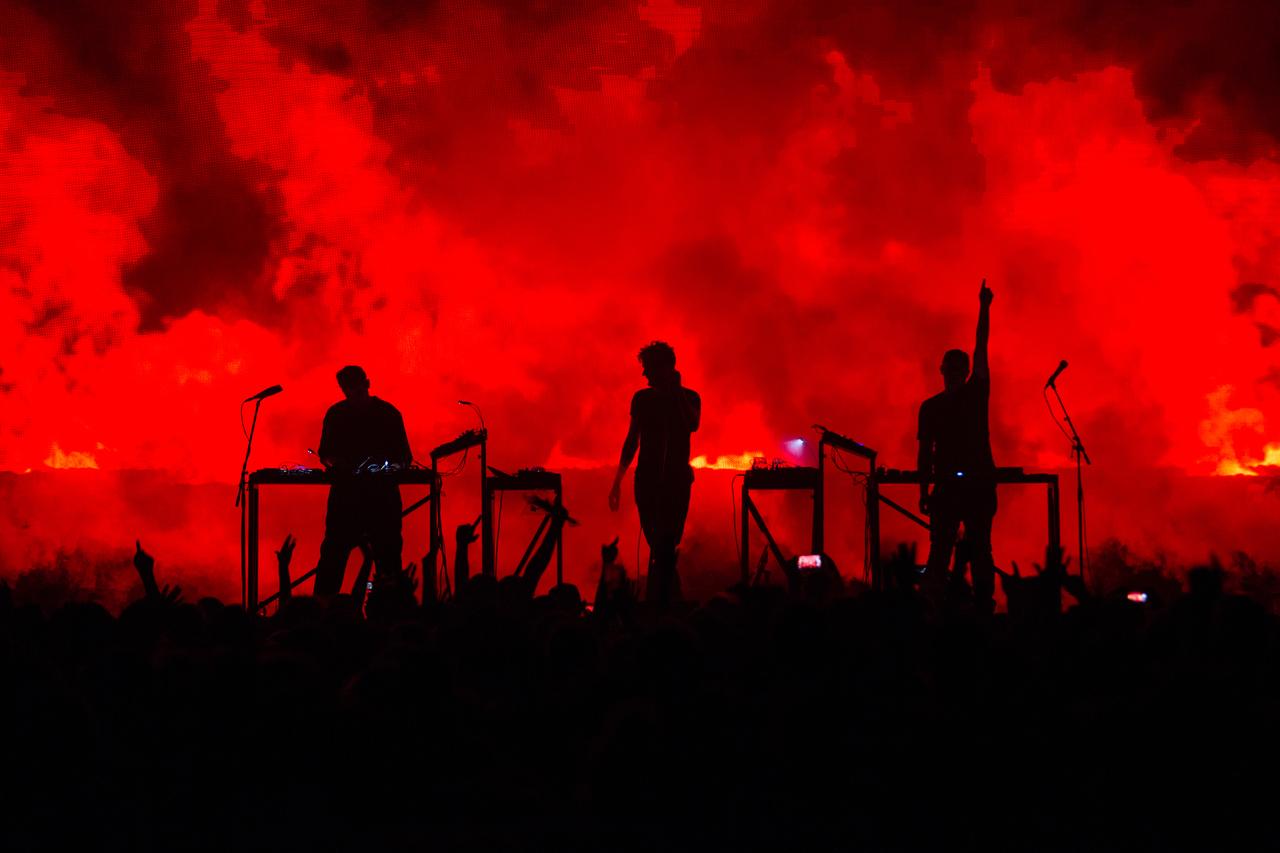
[236,398,264,508]
[237,397,265,611]
[1048,379,1091,589]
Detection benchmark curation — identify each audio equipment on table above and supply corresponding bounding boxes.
[430,428,487,460]
[241,464,438,612]
[875,466,1046,484]
[813,424,876,460]
[870,466,1062,580]
[739,462,822,586]
[742,465,821,490]
[248,466,438,485]
[487,466,561,491]
[483,465,567,588]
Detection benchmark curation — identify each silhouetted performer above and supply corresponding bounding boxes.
[918,281,997,611]
[314,365,412,597]
[609,341,701,604]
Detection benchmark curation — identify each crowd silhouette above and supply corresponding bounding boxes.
[3,534,1279,850]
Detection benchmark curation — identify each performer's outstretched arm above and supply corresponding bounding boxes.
[608,417,640,512]
[974,279,992,381]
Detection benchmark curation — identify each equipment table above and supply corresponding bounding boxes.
[239,467,438,611]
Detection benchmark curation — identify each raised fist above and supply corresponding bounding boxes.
[456,522,479,546]
[602,536,620,566]
[275,534,296,569]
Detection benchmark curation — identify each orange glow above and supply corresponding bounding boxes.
[691,453,764,471]
[42,443,100,470]
[1216,443,1280,477]
[1201,387,1277,476]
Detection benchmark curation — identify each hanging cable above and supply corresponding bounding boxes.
[730,472,745,568]
[494,491,503,567]
[440,447,469,478]
[1043,386,1074,443]
[830,447,875,581]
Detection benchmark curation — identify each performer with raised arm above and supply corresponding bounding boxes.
[609,341,701,604]
[917,281,998,611]
[313,365,412,597]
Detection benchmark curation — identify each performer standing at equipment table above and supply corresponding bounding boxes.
[609,341,701,604]
[314,365,412,597]
[918,281,998,612]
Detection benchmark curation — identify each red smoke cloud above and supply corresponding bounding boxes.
[3,0,1280,601]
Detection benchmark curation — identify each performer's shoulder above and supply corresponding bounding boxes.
[369,396,403,415]
[920,391,945,412]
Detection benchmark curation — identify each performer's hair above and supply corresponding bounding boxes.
[336,365,368,387]
[638,340,676,372]
[941,349,969,373]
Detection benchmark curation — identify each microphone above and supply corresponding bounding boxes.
[458,399,485,430]
[244,384,283,402]
[1045,360,1068,388]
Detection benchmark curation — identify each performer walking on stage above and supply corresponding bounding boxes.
[609,341,701,604]
[314,365,412,597]
[917,281,998,611]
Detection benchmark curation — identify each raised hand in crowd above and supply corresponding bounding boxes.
[454,520,480,589]
[352,542,375,605]
[133,540,181,604]
[456,520,480,549]
[602,536,620,568]
[133,539,159,599]
[595,536,621,606]
[276,534,297,604]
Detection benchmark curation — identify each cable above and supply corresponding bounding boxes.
[440,447,469,478]
[494,490,503,566]
[730,472,745,568]
[831,447,874,582]
[239,399,250,440]
[1043,386,1074,444]
[436,485,450,593]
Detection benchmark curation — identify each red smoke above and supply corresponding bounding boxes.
[3,0,1280,602]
